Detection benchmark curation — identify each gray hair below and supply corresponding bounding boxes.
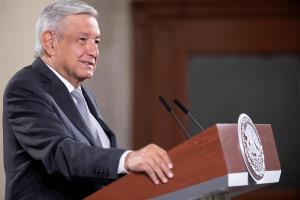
[34,0,98,57]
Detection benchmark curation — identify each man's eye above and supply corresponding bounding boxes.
[79,38,87,44]
[95,40,100,45]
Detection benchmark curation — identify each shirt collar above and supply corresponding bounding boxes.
[46,64,81,93]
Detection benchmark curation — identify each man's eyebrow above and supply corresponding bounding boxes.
[76,33,88,37]
[95,34,102,39]
[76,32,102,39]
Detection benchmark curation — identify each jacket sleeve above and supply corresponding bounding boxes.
[4,79,126,183]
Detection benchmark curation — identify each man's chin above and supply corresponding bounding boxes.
[82,72,94,80]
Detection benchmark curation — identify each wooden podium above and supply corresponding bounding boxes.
[85,124,281,200]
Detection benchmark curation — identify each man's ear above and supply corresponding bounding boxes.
[41,31,57,56]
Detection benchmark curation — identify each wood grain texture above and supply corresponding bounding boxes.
[85,124,280,199]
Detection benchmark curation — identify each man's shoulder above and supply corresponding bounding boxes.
[8,57,50,85]
[12,65,34,80]
[3,59,46,99]
[6,63,38,89]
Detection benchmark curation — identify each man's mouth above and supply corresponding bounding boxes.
[81,60,95,66]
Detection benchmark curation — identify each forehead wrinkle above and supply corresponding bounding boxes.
[60,14,100,33]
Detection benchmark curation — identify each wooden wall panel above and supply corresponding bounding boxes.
[132,0,300,149]
[132,1,300,198]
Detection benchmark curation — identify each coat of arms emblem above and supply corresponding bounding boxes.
[238,113,265,182]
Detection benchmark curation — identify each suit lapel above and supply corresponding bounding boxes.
[82,88,117,147]
[32,58,97,146]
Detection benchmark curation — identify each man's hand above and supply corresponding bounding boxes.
[124,144,174,185]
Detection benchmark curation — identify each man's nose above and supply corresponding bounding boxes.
[86,40,99,56]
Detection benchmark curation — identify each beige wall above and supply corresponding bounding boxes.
[0,0,132,198]
[0,1,50,198]
[85,0,132,150]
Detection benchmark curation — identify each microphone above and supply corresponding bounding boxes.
[158,96,191,139]
[173,99,204,132]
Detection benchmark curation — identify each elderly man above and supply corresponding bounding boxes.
[3,1,173,199]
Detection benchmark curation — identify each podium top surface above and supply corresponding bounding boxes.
[85,124,281,200]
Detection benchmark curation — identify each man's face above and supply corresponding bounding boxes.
[53,14,100,85]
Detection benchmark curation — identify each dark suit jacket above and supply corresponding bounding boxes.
[3,58,126,200]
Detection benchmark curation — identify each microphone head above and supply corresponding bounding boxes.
[174,99,189,114]
[158,96,172,112]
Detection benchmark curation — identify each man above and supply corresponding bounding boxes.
[2,1,173,199]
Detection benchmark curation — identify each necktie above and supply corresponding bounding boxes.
[71,89,102,147]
